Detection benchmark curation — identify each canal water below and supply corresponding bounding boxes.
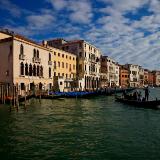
[0,88,160,160]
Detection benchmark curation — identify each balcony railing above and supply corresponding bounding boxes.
[19,54,25,60]
[48,61,52,65]
[32,57,41,63]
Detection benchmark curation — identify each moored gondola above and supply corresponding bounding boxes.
[115,96,160,109]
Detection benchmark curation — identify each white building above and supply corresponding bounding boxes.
[115,63,119,86]
[47,39,101,91]
[139,66,144,87]
[103,56,119,87]
[125,64,140,87]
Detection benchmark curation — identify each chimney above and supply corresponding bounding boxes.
[42,40,47,47]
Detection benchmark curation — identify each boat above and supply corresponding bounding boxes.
[115,96,160,109]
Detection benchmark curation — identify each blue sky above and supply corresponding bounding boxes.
[1,0,160,70]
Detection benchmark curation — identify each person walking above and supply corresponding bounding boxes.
[145,87,149,101]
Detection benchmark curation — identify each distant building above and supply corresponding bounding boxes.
[139,66,144,87]
[47,39,101,91]
[0,30,53,94]
[152,71,160,86]
[100,56,108,88]
[119,65,130,88]
[115,63,119,86]
[148,71,154,86]
[125,64,139,87]
[144,69,149,86]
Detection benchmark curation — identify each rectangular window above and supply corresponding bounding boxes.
[62,62,64,68]
[79,52,82,57]
[73,64,75,70]
[79,43,82,48]
[58,62,60,67]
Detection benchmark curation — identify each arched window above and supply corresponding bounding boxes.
[33,64,36,76]
[20,62,24,75]
[40,66,43,77]
[37,65,39,76]
[29,64,32,76]
[37,50,39,58]
[33,49,36,58]
[20,44,24,55]
[49,53,51,61]
[25,63,28,76]
[49,67,51,78]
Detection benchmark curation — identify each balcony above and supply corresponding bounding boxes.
[65,78,73,82]
[32,57,41,63]
[53,66,57,70]
[48,61,52,65]
[19,54,25,60]
[89,71,96,75]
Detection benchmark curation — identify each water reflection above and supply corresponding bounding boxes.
[0,89,160,159]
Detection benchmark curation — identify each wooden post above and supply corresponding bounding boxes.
[0,85,1,104]
[39,90,41,103]
[9,86,12,112]
[24,91,27,110]
[16,86,19,111]
[13,86,16,108]
[2,85,4,104]
[3,85,6,104]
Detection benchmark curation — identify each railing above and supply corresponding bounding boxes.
[19,54,25,60]
[32,57,41,63]
[53,66,56,70]
[48,61,52,65]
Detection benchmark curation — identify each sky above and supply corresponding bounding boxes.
[1,0,160,70]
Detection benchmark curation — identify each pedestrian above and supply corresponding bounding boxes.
[145,87,149,101]
[138,91,142,101]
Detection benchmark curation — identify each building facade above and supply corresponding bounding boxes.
[125,64,139,87]
[100,56,108,88]
[148,71,154,86]
[153,71,160,86]
[139,66,144,87]
[47,39,101,91]
[144,69,149,86]
[42,41,77,92]
[119,65,130,88]
[0,30,53,94]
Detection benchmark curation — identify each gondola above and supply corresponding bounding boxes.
[115,96,160,109]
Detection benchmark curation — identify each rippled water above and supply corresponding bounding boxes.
[1,88,160,160]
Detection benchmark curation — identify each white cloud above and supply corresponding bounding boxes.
[47,0,93,24]
[47,0,67,10]
[0,0,21,17]
[2,0,160,70]
[100,0,149,13]
[26,13,55,30]
[68,0,93,24]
